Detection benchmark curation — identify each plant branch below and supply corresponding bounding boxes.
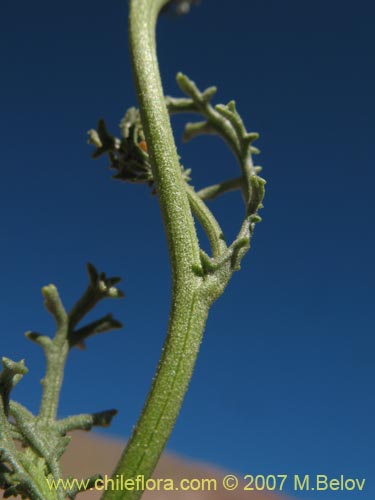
[102,2,213,499]
[197,176,244,201]
[57,410,118,434]
[102,3,266,499]
[1,264,123,500]
[38,285,69,424]
[186,185,226,258]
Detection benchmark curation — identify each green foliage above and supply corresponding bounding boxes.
[1,1,266,499]
[0,265,122,499]
[89,71,265,298]
[98,2,266,499]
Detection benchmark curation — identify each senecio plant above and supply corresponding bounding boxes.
[0,1,265,499]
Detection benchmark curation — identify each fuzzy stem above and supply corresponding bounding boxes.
[186,185,226,258]
[38,286,69,424]
[102,2,212,499]
[197,176,244,201]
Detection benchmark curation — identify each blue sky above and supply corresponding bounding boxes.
[1,1,374,499]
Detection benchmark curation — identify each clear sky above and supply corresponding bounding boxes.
[1,1,374,499]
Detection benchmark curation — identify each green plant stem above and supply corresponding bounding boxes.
[38,286,69,424]
[102,2,213,499]
[186,185,226,258]
[197,176,244,201]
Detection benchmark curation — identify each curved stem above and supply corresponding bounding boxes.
[102,2,211,499]
[197,176,244,201]
[186,185,227,258]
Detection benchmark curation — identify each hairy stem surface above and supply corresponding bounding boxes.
[102,2,211,499]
